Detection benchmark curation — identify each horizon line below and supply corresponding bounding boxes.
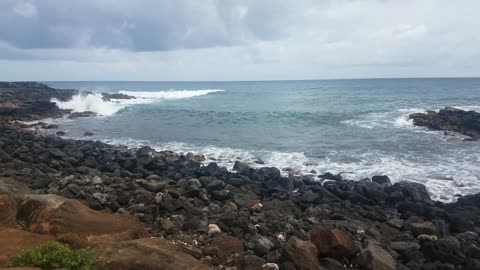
[36,76,480,83]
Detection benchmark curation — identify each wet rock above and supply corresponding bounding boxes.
[83,131,94,136]
[318,172,342,181]
[233,161,251,173]
[387,181,433,204]
[372,175,392,187]
[409,107,480,138]
[69,111,97,119]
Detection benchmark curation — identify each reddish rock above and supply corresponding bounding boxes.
[16,194,147,248]
[310,227,357,259]
[98,238,212,270]
[0,227,53,265]
[282,237,324,270]
[0,194,16,227]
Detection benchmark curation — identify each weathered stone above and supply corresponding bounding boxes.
[16,194,147,248]
[310,227,356,259]
[421,237,466,265]
[282,237,323,270]
[210,235,244,259]
[357,241,396,270]
[0,227,53,265]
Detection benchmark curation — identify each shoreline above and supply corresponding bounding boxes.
[1,82,480,269]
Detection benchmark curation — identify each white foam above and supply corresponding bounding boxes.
[51,89,224,116]
[44,127,480,203]
[52,94,130,116]
[119,89,224,100]
[453,105,480,112]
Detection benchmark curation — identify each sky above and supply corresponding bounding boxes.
[1,0,480,81]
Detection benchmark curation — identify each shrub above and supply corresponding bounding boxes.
[5,240,98,270]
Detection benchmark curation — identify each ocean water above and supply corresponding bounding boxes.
[43,79,480,202]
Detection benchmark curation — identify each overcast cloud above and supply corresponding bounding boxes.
[0,0,479,81]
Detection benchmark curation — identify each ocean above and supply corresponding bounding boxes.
[42,79,480,202]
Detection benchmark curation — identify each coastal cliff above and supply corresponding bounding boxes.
[1,82,480,270]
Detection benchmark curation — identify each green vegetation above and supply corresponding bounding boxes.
[5,241,98,270]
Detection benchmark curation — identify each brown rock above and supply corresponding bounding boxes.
[0,194,16,227]
[310,227,357,259]
[282,237,324,270]
[0,227,53,265]
[357,241,396,270]
[16,194,147,248]
[98,238,212,270]
[209,235,244,259]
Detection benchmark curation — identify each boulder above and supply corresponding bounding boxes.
[16,194,147,247]
[209,235,244,259]
[421,237,466,265]
[387,181,432,204]
[372,175,392,187]
[282,237,324,270]
[406,222,437,237]
[357,241,396,270]
[97,238,211,270]
[310,227,357,259]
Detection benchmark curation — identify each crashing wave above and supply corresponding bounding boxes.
[51,89,224,116]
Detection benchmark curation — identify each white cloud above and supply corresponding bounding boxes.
[13,0,37,17]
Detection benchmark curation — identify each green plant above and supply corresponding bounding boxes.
[5,240,98,270]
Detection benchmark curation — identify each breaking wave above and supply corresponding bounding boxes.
[51,89,224,116]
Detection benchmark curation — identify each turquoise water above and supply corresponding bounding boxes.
[44,79,480,201]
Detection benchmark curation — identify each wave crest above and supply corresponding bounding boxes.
[119,89,224,99]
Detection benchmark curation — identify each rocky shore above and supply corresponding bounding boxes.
[1,83,480,270]
[409,107,480,139]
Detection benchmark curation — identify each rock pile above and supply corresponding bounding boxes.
[1,124,480,269]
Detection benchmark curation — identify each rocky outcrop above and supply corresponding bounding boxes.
[0,227,53,265]
[0,82,76,120]
[16,194,147,248]
[101,92,135,101]
[409,107,480,138]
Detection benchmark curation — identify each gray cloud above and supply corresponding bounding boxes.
[0,0,300,52]
[0,0,480,80]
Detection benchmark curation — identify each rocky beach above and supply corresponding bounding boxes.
[1,82,480,270]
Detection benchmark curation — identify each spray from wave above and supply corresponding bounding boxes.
[51,89,224,116]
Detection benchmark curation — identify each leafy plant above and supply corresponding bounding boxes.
[5,240,98,270]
